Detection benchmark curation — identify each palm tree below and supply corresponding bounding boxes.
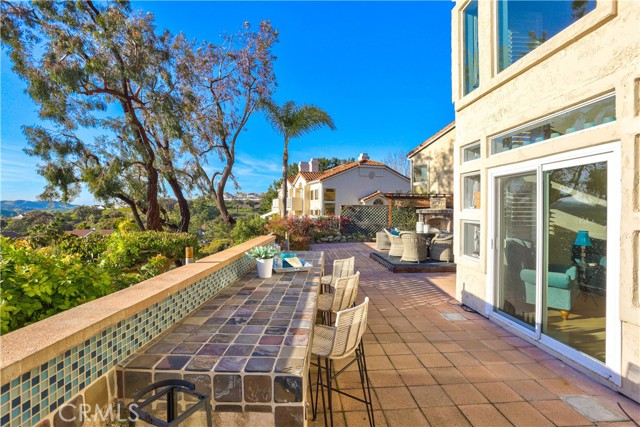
[261,100,336,216]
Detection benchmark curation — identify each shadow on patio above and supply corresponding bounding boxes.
[308,242,640,427]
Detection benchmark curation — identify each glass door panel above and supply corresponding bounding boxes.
[495,172,537,329]
[544,161,607,362]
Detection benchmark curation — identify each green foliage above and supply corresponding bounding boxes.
[246,245,280,259]
[231,216,267,244]
[101,231,197,272]
[0,237,114,333]
[391,207,418,231]
[200,239,233,256]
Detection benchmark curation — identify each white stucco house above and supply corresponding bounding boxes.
[267,153,410,217]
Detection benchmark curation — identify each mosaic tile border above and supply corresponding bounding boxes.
[0,256,254,427]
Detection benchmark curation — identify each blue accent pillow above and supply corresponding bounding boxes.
[390,229,400,236]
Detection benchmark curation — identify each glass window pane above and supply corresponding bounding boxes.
[324,203,336,215]
[324,188,335,201]
[462,222,481,258]
[463,0,480,94]
[498,0,596,72]
[544,161,607,362]
[463,174,481,209]
[495,172,537,329]
[491,94,615,154]
[413,164,429,183]
[463,142,481,162]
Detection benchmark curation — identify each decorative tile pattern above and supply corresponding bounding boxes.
[0,256,254,427]
[117,252,324,424]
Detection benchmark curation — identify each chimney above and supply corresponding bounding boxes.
[298,161,309,172]
[358,153,370,162]
[309,158,319,172]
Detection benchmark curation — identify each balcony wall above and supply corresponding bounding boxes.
[0,235,275,427]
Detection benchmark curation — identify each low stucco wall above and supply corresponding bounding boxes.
[0,235,275,427]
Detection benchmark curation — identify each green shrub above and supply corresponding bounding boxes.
[200,238,233,255]
[0,237,114,333]
[231,216,267,244]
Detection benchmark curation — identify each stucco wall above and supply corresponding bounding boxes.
[320,166,410,216]
[410,127,456,194]
[452,0,640,401]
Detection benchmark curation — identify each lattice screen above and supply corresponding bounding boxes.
[340,205,388,238]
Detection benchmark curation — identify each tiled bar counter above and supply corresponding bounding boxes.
[117,251,323,427]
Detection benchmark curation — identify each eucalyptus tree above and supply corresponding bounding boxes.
[1,1,192,231]
[261,100,336,216]
[174,21,278,225]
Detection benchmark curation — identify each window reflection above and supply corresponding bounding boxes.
[497,0,596,72]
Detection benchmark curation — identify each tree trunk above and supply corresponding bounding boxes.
[166,174,191,233]
[214,155,236,225]
[281,137,289,217]
[118,195,146,231]
[145,164,163,231]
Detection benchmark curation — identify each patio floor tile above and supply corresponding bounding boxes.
[305,243,639,427]
[409,385,455,407]
[474,382,524,403]
[494,401,554,426]
[384,408,430,427]
[531,399,593,426]
[375,386,417,410]
[458,404,512,427]
[422,406,471,427]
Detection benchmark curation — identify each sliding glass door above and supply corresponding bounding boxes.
[544,161,607,362]
[494,172,537,329]
[490,145,620,380]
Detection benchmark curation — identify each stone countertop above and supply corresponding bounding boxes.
[117,251,324,421]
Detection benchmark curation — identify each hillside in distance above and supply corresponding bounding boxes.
[0,200,78,216]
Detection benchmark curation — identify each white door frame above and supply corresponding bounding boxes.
[486,142,622,385]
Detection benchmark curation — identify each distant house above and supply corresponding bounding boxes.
[1,231,23,239]
[267,153,410,218]
[406,122,455,195]
[65,229,115,238]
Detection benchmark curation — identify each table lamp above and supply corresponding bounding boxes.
[574,230,592,263]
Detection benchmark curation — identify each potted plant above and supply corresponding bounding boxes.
[246,245,280,278]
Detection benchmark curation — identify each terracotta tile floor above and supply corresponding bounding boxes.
[307,243,640,427]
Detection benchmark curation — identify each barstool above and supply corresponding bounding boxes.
[310,297,375,427]
[320,256,355,293]
[128,379,212,427]
[316,271,360,325]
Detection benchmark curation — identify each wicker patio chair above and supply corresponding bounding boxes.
[430,233,454,262]
[320,256,355,293]
[400,232,429,263]
[375,231,391,250]
[384,229,404,257]
[310,297,375,427]
[317,272,360,324]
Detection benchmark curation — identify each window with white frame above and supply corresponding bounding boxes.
[463,142,481,162]
[491,94,615,154]
[463,173,481,209]
[462,221,481,258]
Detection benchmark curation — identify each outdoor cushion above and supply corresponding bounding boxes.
[390,229,400,236]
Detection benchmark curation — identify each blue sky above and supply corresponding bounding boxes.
[1,1,454,205]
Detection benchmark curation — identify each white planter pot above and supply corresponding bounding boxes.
[256,258,274,278]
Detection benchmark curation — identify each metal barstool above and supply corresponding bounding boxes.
[320,256,355,293]
[128,379,212,427]
[309,297,375,427]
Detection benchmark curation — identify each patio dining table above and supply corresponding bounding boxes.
[117,251,324,427]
